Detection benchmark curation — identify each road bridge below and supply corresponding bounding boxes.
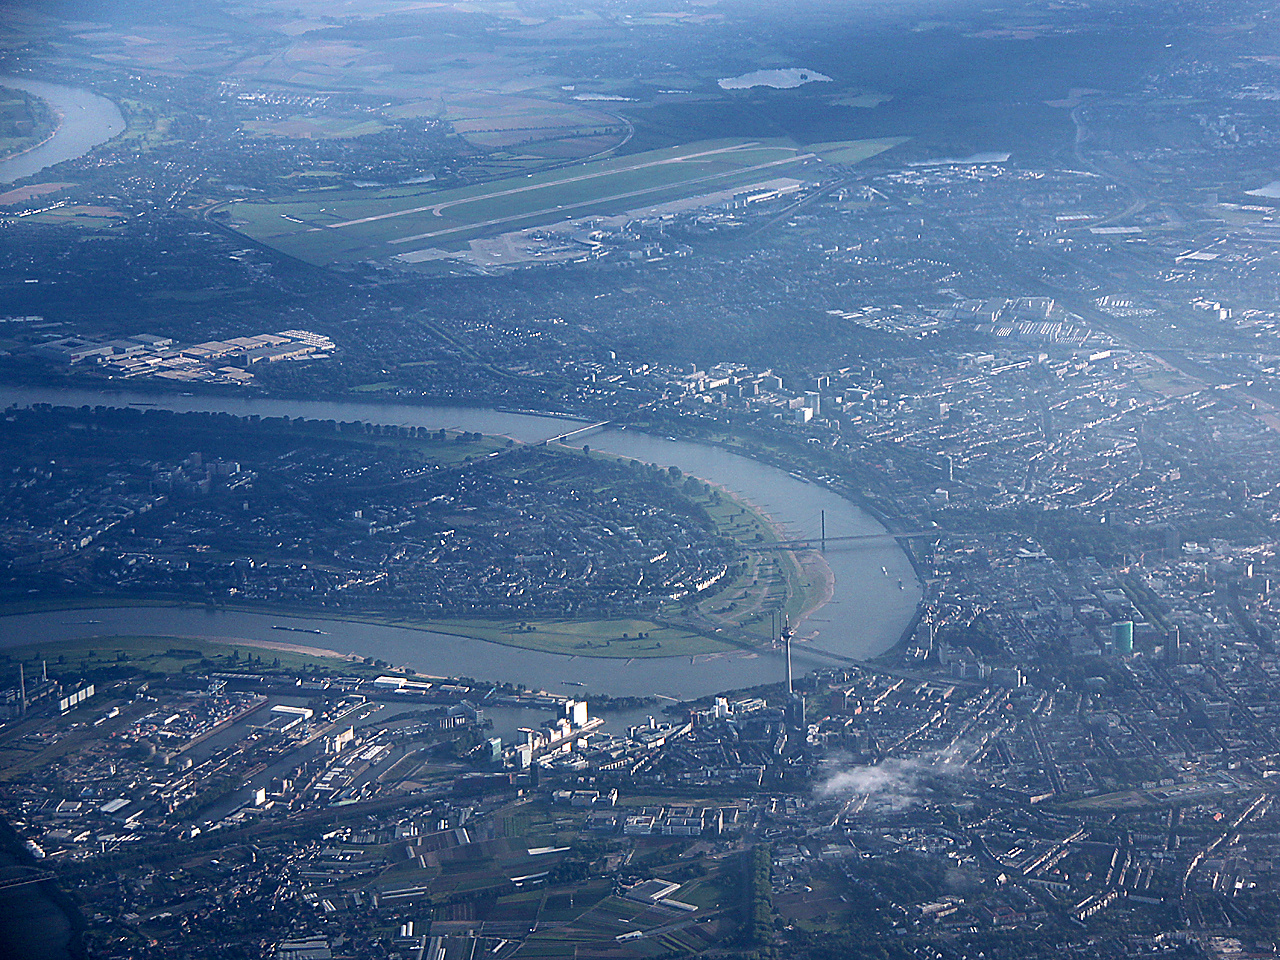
[0,867,54,892]
[750,531,935,551]
[543,420,611,445]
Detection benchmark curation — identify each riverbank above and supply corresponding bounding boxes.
[0,77,124,184]
[224,636,350,660]
[0,599,737,660]
[0,634,367,681]
[797,550,836,627]
[0,86,61,165]
[677,480,833,644]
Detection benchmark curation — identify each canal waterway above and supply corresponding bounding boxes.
[0,77,124,185]
[0,386,921,700]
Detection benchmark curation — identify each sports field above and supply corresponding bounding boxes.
[224,138,825,265]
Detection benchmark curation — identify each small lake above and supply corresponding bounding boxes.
[718,68,833,90]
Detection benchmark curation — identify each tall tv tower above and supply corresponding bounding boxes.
[782,615,793,695]
[781,615,804,730]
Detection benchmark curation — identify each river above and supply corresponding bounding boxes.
[0,386,921,700]
[0,838,75,960]
[0,75,911,960]
[0,77,124,185]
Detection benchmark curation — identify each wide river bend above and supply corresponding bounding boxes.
[0,386,921,700]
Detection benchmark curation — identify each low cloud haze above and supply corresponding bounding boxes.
[817,747,972,809]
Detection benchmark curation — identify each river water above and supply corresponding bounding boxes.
[0,386,920,699]
[0,78,914,960]
[0,77,124,185]
[0,839,74,960]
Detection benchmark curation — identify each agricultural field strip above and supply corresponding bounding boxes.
[327,140,796,230]
[387,154,814,246]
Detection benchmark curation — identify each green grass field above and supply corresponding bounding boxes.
[222,138,818,264]
[0,634,362,681]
